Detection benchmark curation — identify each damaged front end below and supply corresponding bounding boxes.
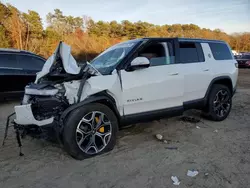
[4,42,101,151]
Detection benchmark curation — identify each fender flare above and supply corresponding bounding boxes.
[204,76,233,101]
[59,91,121,127]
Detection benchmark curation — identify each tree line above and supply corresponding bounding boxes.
[0,2,249,61]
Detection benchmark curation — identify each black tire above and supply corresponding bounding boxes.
[203,84,232,121]
[63,103,118,160]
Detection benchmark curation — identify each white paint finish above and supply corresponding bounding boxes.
[121,64,183,115]
[181,62,210,102]
[182,43,238,102]
[182,43,213,102]
[209,59,238,87]
[203,43,238,89]
[231,67,238,88]
[14,40,239,128]
[14,104,54,126]
[80,72,123,116]
[64,80,80,104]
[130,57,150,66]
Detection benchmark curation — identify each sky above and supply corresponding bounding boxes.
[2,0,250,34]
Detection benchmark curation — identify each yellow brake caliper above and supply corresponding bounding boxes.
[95,117,104,133]
[98,126,104,133]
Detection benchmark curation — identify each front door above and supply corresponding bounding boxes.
[121,40,184,115]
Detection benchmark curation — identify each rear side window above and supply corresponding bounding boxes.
[17,55,45,71]
[0,54,19,68]
[209,42,232,60]
[179,42,204,63]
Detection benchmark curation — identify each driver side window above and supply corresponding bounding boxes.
[138,42,175,66]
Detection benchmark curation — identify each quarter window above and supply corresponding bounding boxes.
[209,42,233,60]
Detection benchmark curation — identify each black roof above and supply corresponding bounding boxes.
[141,37,225,43]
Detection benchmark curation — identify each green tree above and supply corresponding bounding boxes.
[23,10,43,50]
[23,10,43,38]
[46,9,83,37]
[121,20,136,38]
[109,21,122,38]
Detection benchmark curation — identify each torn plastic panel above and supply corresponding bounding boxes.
[63,80,80,104]
[14,104,54,126]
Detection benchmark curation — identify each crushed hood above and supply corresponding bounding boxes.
[35,42,81,83]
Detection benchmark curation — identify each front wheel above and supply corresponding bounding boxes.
[63,103,118,160]
[203,84,232,121]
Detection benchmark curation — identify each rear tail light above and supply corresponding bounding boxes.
[235,62,238,68]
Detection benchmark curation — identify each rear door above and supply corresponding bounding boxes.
[177,41,212,102]
[121,39,184,115]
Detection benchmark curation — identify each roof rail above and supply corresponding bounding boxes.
[142,37,225,43]
[0,48,36,54]
[0,48,21,52]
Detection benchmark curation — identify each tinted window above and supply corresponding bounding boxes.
[17,55,45,71]
[179,42,202,63]
[241,55,250,59]
[209,42,232,60]
[196,43,205,62]
[0,54,19,68]
[139,42,175,67]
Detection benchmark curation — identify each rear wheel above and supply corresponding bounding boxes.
[63,103,118,160]
[203,84,232,121]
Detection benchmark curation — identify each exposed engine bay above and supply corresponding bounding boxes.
[14,42,100,127]
[3,41,122,157]
[2,42,102,149]
[29,95,69,121]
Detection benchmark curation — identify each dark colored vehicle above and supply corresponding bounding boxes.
[235,54,250,68]
[0,49,46,99]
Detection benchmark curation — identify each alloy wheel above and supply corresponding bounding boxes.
[213,90,231,117]
[76,111,112,155]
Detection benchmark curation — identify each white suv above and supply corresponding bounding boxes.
[12,38,238,159]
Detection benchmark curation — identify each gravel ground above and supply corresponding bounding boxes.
[0,69,250,188]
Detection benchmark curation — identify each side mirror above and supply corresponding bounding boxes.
[129,57,150,71]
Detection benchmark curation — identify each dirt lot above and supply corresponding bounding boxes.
[0,69,250,188]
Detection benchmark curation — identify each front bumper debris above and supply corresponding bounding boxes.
[2,113,24,156]
[14,104,54,126]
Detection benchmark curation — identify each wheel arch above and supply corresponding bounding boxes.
[60,91,121,128]
[205,76,233,102]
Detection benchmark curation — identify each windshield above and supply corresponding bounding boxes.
[90,40,139,75]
